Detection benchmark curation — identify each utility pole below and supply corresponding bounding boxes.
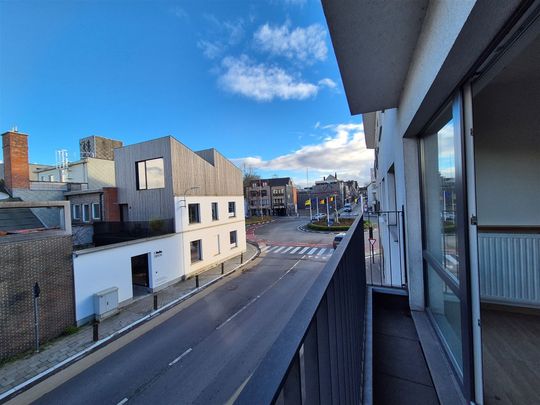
[259,178,263,217]
[326,196,330,227]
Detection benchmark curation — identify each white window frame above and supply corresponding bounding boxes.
[72,204,81,220]
[230,230,238,248]
[91,203,101,220]
[228,201,236,217]
[82,204,90,223]
[188,203,200,224]
[211,202,219,221]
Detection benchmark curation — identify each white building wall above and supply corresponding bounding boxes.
[174,195,246,277]
[73,233,183,324]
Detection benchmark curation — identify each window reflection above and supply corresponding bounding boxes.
[423,116,459,281]
[136,158,165,190]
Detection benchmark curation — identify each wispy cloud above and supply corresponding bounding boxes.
[253,22,327,64]
[233,123,374,184]
[318,78,336,89]
[219,55,319,101]
[198,16,245,60]
[171,6,188,20]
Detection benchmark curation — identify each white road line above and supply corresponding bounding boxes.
[308,248,318,255]
[261,246,271,252]
[169,347,193,366]
[289,247,301,254]
[299,247,309,254]
[117,398,129,405]
[317,248,326,256]
[281,246,293,253]
[216,256,305,330]
[273,246,285,253]
[266,246,279,253]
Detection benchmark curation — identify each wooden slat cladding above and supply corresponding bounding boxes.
[114,137,175,221]
[170,139,242,197]
[114,136,243,222]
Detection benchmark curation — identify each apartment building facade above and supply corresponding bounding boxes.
[323,0,540,403]
[72,136,246,324]
[245,177,297,216]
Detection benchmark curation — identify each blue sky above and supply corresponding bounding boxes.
[0,0,373,186]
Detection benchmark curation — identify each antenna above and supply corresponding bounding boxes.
[56,149,69,182]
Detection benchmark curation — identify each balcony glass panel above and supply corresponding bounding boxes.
[422,109,459,281]
[427,263,463,372]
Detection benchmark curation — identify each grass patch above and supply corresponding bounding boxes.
[62,325,80,336]
[307,218,354,232]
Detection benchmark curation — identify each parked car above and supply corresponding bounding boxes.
[333,232,346,249]
[313,213,326,221]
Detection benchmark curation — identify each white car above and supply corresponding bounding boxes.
[312,213,326,221]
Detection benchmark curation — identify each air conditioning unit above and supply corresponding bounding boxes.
[94,287,119,321]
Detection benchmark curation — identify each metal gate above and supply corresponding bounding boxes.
[364,210,407,289]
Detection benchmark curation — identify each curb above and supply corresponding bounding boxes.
[0,244,260,403]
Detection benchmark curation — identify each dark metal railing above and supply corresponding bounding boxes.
[93,219,175,246]
[364,210,407,289]
[235,216,367,405]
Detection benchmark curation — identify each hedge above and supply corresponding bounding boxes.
[307,223,351,232]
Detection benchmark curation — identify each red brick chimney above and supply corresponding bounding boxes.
[2,131,30,191]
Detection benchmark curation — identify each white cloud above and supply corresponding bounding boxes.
[172,6,188,19]
[318,78,337,89]
[198,16,245,60]
[219,55,319,101]
[253,23,327,64]
[233,122,374,184]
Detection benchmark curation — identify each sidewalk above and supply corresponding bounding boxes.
[0,243,258,397]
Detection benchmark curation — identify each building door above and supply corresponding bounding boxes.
[131,253,149,287]
[119,204,128,222]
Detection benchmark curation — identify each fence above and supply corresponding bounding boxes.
[235,215,367,404]
[364,210,406,289]
[93,219,175,246]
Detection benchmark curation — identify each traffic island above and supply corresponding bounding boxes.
[305,218,355,232]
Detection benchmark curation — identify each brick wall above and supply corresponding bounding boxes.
[2,131,30,191]
[0,234,75,360]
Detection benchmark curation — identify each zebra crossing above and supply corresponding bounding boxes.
[261,244,334,259]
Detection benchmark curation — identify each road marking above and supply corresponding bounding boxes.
[299,247,309,254]
[317,248,326,256]
[261,246,271,252]
[282,246,293,253]
[266,246,279,253]
[216,257,305,330]
[169,347,193,366]
[273,246,285,253]
[289,247,301,254]
[117,398,129,405]
[308,248,318,255]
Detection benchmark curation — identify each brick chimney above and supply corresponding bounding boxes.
[2,131,30,191]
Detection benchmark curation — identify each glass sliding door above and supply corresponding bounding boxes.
[420,93,475,400]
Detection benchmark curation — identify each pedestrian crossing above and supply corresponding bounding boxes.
[261,244,334,258]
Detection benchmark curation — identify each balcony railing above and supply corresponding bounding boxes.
[93,219,175,246]
[235,215,367,404]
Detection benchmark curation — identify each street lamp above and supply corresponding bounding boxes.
[180,186,200,208]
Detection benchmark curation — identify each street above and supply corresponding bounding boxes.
[15,218,334,405]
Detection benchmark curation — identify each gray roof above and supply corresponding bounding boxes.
[0,186,44,231]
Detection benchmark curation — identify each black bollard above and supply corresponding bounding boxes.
[153,293,158,311]
[221,262,224,275]
[196,275,199,288]
[93,321,99,342]
[240,253,243,264]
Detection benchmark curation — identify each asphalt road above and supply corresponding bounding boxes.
[23,218,334,405]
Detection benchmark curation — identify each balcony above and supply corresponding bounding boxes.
[93,219,175,246]
[234,216,449,404]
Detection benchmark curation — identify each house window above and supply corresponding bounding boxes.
[82,204,90,222]
[92,203,101,220]
[261,190,267,197]
[211,202,219,221]
[188,203,200,224]
[230,230,237,247]
[190,240,202,263]
[136,158,165,190]
[72,204,81,220]
[228,201,236,217]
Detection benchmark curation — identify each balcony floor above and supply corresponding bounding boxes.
[373,292,439,405]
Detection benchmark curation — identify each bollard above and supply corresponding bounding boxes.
[221,262,224,275]
[196,275,199,288]
[153,293,158,311]
[240,253,243,264]
[93,321,99,342]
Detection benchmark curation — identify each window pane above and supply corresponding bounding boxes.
[422,112,459,281]
[92,203,100,219]
[137,161,147,190]
[188,203,199,223]
[212,202,218,220]
[83,204,90,222]
[228,201,235,215]
[190,240,201,263]
[427,264,463,372]
[145,158,165,189]
[230,230,237,245]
